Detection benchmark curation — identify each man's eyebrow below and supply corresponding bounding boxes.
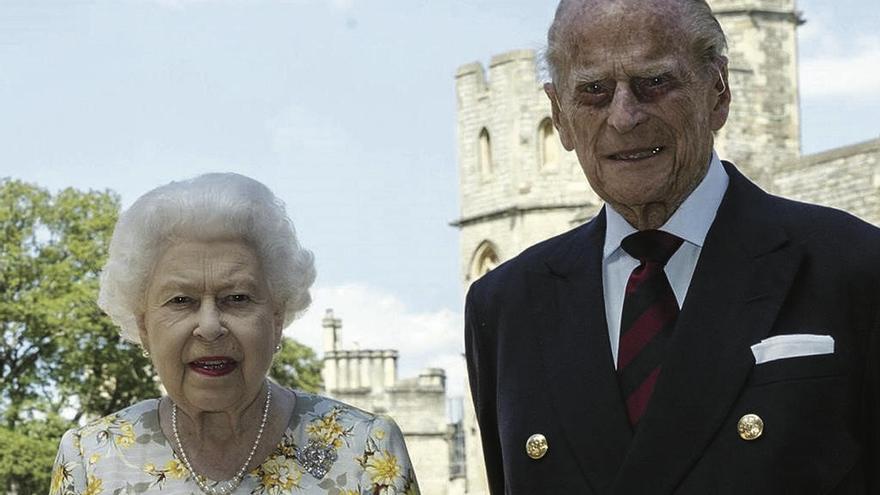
[569,60,682,83]
[570,66,608,83]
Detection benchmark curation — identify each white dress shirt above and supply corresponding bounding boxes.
[602,152,729,367]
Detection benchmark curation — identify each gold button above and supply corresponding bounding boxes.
[526,433,548,459]
[737,414,764,441]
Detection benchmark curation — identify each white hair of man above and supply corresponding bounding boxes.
[98,172,316,344]
[545,0,728,86]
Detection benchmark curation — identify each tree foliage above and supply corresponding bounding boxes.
[0,178,159,427]
[0,412,70,494]
[270,336,323,393]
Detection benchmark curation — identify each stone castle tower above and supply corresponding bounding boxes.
[320,309,460,495]
[454,1,878,493]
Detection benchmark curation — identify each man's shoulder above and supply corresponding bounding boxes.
[468,220,594,301]
[764,192,880,247]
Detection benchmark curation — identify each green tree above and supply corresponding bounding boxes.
[0,411,69,494]
[0,179,158,427]
[270,336,323,393]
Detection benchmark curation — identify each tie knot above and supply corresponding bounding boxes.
[621,230,683,264]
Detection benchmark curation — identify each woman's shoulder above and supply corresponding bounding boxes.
[62,398,162,451]
[290,390,378,423]
[287,390,407,449]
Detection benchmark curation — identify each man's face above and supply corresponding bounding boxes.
[546,0,729,221]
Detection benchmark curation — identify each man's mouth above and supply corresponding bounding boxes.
[189,356,238,376]
[607,146,665,161]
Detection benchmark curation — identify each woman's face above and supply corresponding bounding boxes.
[138,239,281,414]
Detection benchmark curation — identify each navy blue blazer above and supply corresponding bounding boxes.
[465,163,880,494]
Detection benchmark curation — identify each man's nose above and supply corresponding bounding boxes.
[607,84,646,133]
[194,299,225,341]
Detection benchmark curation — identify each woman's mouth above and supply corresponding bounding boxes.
[189,357,238,377]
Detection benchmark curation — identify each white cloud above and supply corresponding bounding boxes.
[284,283,467,397]
[800,35,880,101]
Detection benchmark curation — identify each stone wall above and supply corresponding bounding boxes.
[774,138,880,225]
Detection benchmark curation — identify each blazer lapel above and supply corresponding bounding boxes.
[611,163,805,494]
[530,209,633,494]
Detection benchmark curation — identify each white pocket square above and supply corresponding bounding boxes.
[750,334,835,364]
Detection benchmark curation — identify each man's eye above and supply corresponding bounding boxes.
[633,75,673,100]
[168,296,192,305]
[579,81,610,94]
[575,80,613,105]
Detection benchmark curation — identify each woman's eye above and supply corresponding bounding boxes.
[225,294,251,303]
[169,296,191,305]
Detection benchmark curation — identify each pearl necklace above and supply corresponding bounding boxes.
[172,384,272,495]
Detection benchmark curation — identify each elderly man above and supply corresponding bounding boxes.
[464,0,880,493]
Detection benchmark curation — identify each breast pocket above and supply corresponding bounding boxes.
[747,352,841,386]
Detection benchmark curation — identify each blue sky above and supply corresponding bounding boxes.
[2,0,878,397]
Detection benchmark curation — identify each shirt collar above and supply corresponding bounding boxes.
[603,151,729,259]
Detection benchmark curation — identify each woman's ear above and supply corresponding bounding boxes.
[137,314,151,354]
[273,312,284,349]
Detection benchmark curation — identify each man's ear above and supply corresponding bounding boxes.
[544,82,575,151]
[709,58,731,131]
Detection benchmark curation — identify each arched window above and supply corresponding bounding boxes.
[479,128,493,177]
[539,118,559,171]
[470,241,499,280]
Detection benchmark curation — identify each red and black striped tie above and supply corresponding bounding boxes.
[617,229,684,426]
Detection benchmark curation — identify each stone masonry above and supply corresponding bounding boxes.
[319,309,460,495]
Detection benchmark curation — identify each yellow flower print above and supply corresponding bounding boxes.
[143,463,156,474]
[373,428,386,441]
[339,490,359,495]
[49,463,68,495]
[366,450,401,486]
[88,453,101,465]
[114,422,136,448]
[306,409,349,449]
[83,475,103,495]
[165,459,188,479]
[259,456,302,492]
[73,433,82,453]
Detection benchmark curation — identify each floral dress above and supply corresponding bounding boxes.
[50,391,420,495]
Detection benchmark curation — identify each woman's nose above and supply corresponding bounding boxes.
[193,299,226,341]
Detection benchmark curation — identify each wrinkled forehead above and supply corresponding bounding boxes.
[555,0,694,72]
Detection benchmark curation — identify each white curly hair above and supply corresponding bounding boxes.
[98,173,316,344]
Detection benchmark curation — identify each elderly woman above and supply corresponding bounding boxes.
[51,174,419,495]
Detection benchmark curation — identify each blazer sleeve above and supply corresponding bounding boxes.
[868,302,880,492]
[465,283,505,495]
